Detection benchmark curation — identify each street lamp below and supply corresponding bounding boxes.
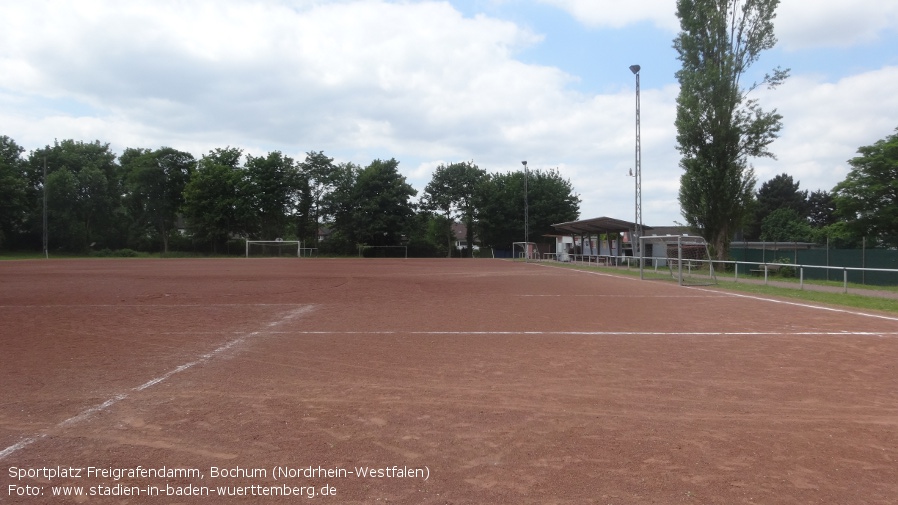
[629,64,642,261]
[522,160,529,260]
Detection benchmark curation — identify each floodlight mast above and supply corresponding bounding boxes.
[43,157,48,259]
[629,64,643,262]
[522,160,528,261]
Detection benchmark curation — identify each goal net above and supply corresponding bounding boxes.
[245,240,301,258]
[512,242,539,261]
[358,245,408,258]
[639,235,717,286]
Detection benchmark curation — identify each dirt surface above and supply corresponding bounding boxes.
[1,258,897,504]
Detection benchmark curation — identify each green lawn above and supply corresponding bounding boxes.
[546,260,898,315]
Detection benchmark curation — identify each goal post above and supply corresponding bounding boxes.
[245,240,302,258]
[638,235,718,286]
[357,245,408,258]
[512,242,539,261]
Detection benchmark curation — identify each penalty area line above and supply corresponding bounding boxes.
[0,305,316,462]
[283,330,898,337]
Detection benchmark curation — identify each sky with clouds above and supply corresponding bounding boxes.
[2,0,897,226]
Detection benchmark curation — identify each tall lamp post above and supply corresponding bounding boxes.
[629,64,642,261]
[522,160,529,261]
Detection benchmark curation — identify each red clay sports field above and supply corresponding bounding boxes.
[1,258,897,503]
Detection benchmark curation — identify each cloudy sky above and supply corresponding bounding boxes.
[2,0,897,226]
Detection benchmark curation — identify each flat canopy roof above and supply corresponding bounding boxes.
[552,216,651,236]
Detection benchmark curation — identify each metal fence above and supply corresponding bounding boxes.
[548,252,898,293]
[730,246,898,286]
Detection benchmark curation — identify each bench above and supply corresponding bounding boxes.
[750,264,782,276]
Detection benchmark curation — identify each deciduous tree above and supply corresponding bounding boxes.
[121,147,195,252]
[182,147,245,253]
[832,127,898,247]
[422,161,486,257]
[0,136,27,249]
[674,0,789,259]
[475,168,579,250]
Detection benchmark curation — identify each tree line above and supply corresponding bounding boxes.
[0,137,580,256]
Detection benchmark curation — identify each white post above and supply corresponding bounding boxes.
[677,235,683,286]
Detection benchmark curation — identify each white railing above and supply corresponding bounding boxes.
[540,254,898,293]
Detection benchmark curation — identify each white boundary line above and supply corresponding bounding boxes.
[689,287,898,323]
[0,303,308,308]
[281,330,898,337]
[0,305,316,461]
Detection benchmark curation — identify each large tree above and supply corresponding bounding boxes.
[25,139,123,251]
[674,0,789,259]
[121,147,195,252]
[182,147,246,253]
[242,151,300,240]
[297,151,337,244]
[0,136,27,249]
[806,190,836,229]
[476,168,579,250]
[421,161,486,257]
[746,173,808,239]
[832,127,898,248]
[348,158,417,247]
[322,158,417,252]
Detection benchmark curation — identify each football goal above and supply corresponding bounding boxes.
[638,235,717,286]
[245,240,301,258]
[358,245,408,258]
[512,242,539,261]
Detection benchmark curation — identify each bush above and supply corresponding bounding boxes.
[91,248,139,258]
[772,257,796,278]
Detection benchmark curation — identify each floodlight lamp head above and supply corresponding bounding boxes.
[629,64,641,74]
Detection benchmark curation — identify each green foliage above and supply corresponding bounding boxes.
[182,149,246,253]
[91,248,139,258]
[351,159,417,247]
[770,257,796,277]
[121,147,195,253]
[807,190,836,229]
[242,151,300,240]
[674,0,788,259]
[832,127,898,248]
[0,136,27,248]
[298,151,337,243]
[33,140,123,252]
[422,161,486,257]
[746,173,808,239]
[475,168,579,249]
[2,134,586,257]
[759,208,813,242]
[320,159,417,251]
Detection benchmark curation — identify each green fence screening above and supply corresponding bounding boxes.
[730,246,898,286]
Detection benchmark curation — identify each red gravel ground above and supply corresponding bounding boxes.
[1,258,897,504]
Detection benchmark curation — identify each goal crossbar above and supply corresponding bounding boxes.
[245,240,301,258]
[512,242,539,261]
[357,245,408,258]
[638,235,717,286]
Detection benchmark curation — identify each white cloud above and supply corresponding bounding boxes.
[536,0,898,52]
[753,66,898,192]
[534,0,679,31]
[1,0,896,229]
[776,0,898,50]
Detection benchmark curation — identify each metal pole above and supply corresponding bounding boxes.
[43,157,48,258]
[677,236,683,286]
[629,65,642,261]
[522,160,529,261]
